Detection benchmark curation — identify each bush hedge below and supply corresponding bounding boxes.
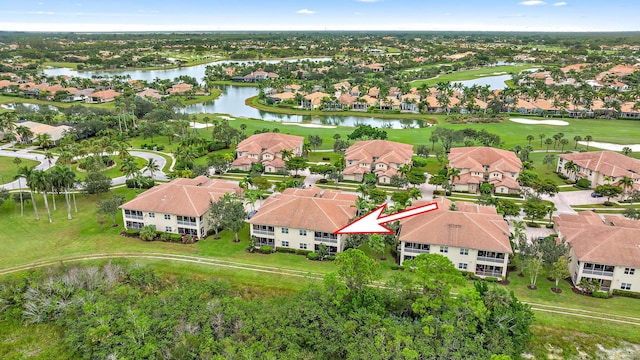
[545,223,554,229]
[276,247,297,254]
[125,229,140,237]
[485,277,499,283]
[390,264,405,271]
[125,177,155,189]
[612,289,640,299]
[295,249,311,256]
[307,252,319,260]
[575,178,591,189]
[527,222,541,228]
[258,246,273,254]
[592,291,611,299]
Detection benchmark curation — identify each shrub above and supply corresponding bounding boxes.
[258,246,273,254]
[575,178,591,189]
[592,291,611,299]
[307,252,319,260]
[555,172,568,180]
[207,141,226,152]
[545,223,554,229]
[612,289,640,299]
[411,156,428,168]
[603,201,615,206]
[326,255,336,261]
[125,229,140,237]
[156,145,165,151]
[276,247,297,254]
[125,177,155,189]
[170,233,183,242]
[485,277,499,283]
[160,232,171,242]
[390,264,405,271]
[316,178,328,184]
[295,249,311,256]
[527,222,541,228]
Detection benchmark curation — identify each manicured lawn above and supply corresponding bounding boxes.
[0,156,38,185]
[0,95,114,110]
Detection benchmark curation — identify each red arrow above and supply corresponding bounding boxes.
[333,202,439,235]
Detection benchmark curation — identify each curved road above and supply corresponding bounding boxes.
[0,148,172,189]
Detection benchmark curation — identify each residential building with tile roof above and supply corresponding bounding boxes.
[557,151,640,191]
[554,211,640,293]
[343,140,414,184]
[119,176,242,238]
[247,189,357,254]
[448,147,522,194]
[398,198,512,279]
[231,133,304,173]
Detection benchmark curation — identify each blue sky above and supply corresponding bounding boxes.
[0,0,638,32]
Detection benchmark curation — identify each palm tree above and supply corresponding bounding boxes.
[144,158,160,180]
[584,135,593,150]
[446,167,461,196]
[572,135,582,150]
[44,150,55,167]
[13,157,24,216]
[280,149,294,161]
[30,169,52,223]
[544,138,553,152]
[36,133,53,150]
[20,166,39,220]
[622,147,632,156]
[122,156,139,180]
[618,176,634,198]
[15,125,33,144]
[559,138,569,152]
[538,133,546,148]
[408,187,422,201]
[50,166,76,220]
[564,160,577,179]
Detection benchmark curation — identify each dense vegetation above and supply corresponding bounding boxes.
[0,251,533,359]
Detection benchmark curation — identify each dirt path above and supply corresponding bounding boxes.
[2,252,639,326]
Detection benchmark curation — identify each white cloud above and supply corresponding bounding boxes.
[296,9,316,14]
[520,0,546,5]
[553,2,567,6]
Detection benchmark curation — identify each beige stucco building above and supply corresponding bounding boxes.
[119,176,242,238]
[398,198,512,280]
[448,147,522,194]
[231,133,304,173]
[557,151,640,191]
[247,187,357,254]
[342,140,414,184]
[555,211,640,294]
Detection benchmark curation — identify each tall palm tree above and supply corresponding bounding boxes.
[280,149,294,160]
[20,166,39,220]
[446,167,461,196]
[573,135,582,150]
[13,157,24,216]
[526,135,534,147]
[538,133,546,148]
[122,156,139,180]
[618,176,634,198]
[144,158,160,180]
[36,133,53,149]
[564,160,577,179]
[50,166,76,220]
[31,169,53,223]
[584,135,593,150]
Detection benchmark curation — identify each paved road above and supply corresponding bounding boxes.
[0,148,171,189]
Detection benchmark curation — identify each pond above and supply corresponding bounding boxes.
[182,85,426,129]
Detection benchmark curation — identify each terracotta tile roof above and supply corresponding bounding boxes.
[399,198,512,253]
[559,151,640,179]
[448,147,522,174]
[345,140,413,166]
[283,186,322,197]
[554,212,640,267]
[269,92,296,101]
[236,133,304,155]
[120,176,242,217]
[248,192,357,233]
[90,89,121,99]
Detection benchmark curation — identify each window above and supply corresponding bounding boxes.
[300,243,307,250]
[440,246,448,254]
[460,248,469,255]
[165,226,172,232]
[164,214,171,220]
[621,283,632,290]
[299,229,307,236]
[281,241,289,247]
[458,263,468,270]
[625,268,635,275]
[148,212,155,218]
[282,228,289,234]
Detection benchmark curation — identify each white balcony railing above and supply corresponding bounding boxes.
[125,214,143,220]
[582,269,614,277]
[477,256,505,264]
[253,229,275,236]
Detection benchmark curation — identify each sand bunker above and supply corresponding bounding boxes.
[281,122,337,129]
[577,141,640,152]
[509,118,569,126]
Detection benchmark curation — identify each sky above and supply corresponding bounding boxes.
[0,0,639,33]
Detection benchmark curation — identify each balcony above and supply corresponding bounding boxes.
[405,247,430,254]
[252,229,275,236]
[475,271,503,278]
[582,269,614,277]
[477,256,505,264]
[314,236,338,244]
[125,214,143,220]
[177,220,197,227]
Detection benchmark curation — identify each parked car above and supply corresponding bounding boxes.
[591,192,604,198]
[247,210,258,219]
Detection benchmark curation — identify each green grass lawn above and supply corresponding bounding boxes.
[0,95,115,110]
[0,156,38,185]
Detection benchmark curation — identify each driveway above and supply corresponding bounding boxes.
[0,148,57,190]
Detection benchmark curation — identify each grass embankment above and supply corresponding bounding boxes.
[0,157,38,184]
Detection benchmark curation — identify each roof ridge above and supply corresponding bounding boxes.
[184,186,199,216]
